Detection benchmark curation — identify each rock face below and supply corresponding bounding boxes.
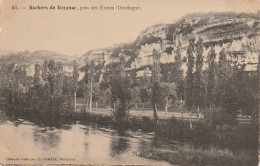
[1,13,259,78]
[0,50,74,76]
[81,12,260,77]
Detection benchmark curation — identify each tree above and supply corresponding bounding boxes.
[160,82,176,119]
[33,64,44,88]
[206,46,216,109]
[139,88,150,112]
[3,65,28,115]
[193,37,205,117]
[41,60,64,97]
[92,82,100,109]
[213,48,234,107]
[72,60,79,111]
[13,65,27,94]
[46,60,55,95]
[3,64,28,112]
[98,86,112,106]
[100,62,119,111]
[213,49,257,123]
[99,57,132,122]
[42,60,48,82]
[53,62,64,98]
[83,60,96,113]
[88,60,95,113]
[109,57,132,123]
[138,72,151,112]
[174,42,185,119]
[130,86,141,109]
[185,38,195,128]
[151,49,161,125]
[84,62,89,112]
[2,59,71,122]
[111,74,132,123]
[62,75,73,95]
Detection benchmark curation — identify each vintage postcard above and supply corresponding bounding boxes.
[0,0,259,165]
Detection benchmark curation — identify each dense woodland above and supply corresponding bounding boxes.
[1,38,258,121]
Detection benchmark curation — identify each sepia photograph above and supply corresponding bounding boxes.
[0,0,259,165]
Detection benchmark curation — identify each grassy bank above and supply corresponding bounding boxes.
[138,145,254,166]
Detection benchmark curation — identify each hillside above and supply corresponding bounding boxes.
[81,12,260,77]
[0,50,75,76]
[0,50,74,65]
[1,12,259,78]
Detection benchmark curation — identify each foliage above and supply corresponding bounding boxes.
[205,46,216,107]
[160,82,176,109]
[63,75,73,95]
[151,49,161,123]
[130,86,141,106]
[193,37,205,108]
[138,35,161,46]
[72,60,79,92]
[111,47,122,58]
[92,82,100,103]
[100,58,132,122]
[174,43,185,101]
[138,145,253,166]
[160,63,175,82]
[137,71,152,104]
[111,71,132,121]
[2,60,72,124]
[98,86,112,105]
[185,38,195,111]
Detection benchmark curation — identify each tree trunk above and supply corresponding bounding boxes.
[135,103,137,110]
[95,102,98,110]
[189,111,192,129]
[85,99,89,112]
[89,79,93,113]
[165,100,168,119]
[197,106,200,119]
[153,104,159,125]
[142,103,145,114]
[84,82,88,112]
[181,99,184,120]
[74,91,77,111]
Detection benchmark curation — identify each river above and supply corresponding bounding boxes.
[0,113,172,165]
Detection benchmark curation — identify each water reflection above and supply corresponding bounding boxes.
[0,112,171,165]
[0,111,7,124]
[33,127,61,150]
[110,137,130,157]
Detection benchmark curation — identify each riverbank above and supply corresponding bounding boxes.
[137,145,253,166]
[3,109,258,166]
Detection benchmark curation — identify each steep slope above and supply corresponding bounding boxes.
[81,12,260,76]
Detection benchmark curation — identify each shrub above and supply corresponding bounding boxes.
[141,116,154,131]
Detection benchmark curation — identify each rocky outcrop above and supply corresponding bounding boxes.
[80,12,260,76]
[2,13,258,78]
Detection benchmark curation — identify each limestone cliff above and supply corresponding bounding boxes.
[81,12,260,77]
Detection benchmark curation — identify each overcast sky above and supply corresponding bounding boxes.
[1,0,260,56]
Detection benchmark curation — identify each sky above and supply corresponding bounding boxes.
[1,0,260,56]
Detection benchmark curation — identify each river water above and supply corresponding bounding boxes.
[0,113,172,165]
